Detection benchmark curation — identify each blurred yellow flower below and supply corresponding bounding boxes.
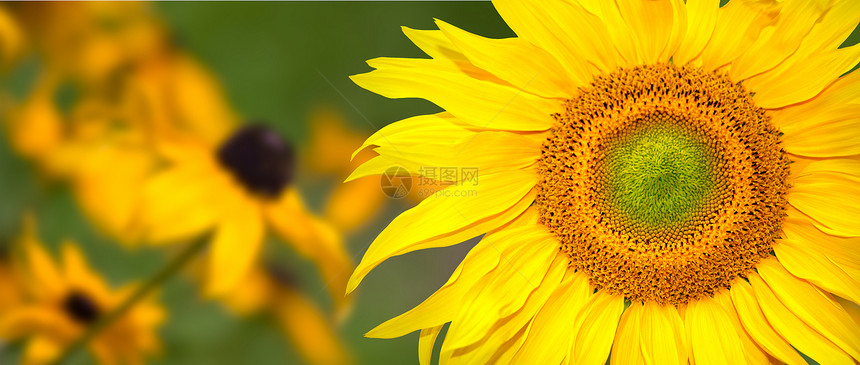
[306,107,385,234]
[0,4,24,70]
[221,264,352,365]
[138,126,353,309]
[3,71,64,167]
[0,250,22,315]
[2,71,158,246]
[0,221,164,365]
[10,1,170,86]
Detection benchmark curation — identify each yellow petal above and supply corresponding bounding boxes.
[305,106,368,175]
[796,0,860,52]
[596,0,639,66]
[435,19,576,99]
[419,325,444,365]
[20,227,64,299]
[346,168,536,293]
[713,291,770,365]
[72,144,153,244]
[89,341,120,365]
[61,242,108,300]
[748,270,854,364]
[5,73,64,163]
[348,126,540,183]
[729,0,826,81]
[610,304,646,365]
[350,59,558,132]
[789,159,860,237]
[443,252,566,364]
[167,55,237,144]
[398,27,503,84]
[674,0,720,65]
[220,267,272,315]
[778,105,860,157]
[770,68,860,157]
[0,6,23,67]
[491,0,611,83]
[747,47,860,108]
[612,0,685,64]
[685,296,747,365]
[366,224,507,338]
[440,224,560,351]
[775,239,860,305]
[781,210,860,274]
[351,113,470,160]
[275,286,352,365]
[743,0,860,108]
[572,291,624,365]
[266,189,353,313]
[756,258,860,360]
[836,296,860,328]
[513,271,591,364]
[22,336,62,365]
[0,307,68,340]
[324,176,385,233]
[729,280,807,365]
[139,165,226,244]
[639,302,687,365]
[699,0,779,71]
[402,27,465,62]
[205,198,265,297]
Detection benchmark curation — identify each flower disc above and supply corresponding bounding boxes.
[536,64,790,305]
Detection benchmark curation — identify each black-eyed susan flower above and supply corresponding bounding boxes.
[138,124,353,309]
[348,0,860,363]
[0,221,163,365]
[219,263,352,365]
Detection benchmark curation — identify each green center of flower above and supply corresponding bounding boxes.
[603,124,713,229]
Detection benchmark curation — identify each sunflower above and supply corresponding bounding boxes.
[0,220,163,365]
[347,0,860,363]
[138,124,354,308]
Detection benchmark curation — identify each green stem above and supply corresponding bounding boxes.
[52,234,210,365]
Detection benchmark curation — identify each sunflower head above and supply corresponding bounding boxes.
[348,0,860,364]
[537,63,790,305]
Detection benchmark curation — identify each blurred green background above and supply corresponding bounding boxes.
[0,2,514,364]
[1,2,858,364]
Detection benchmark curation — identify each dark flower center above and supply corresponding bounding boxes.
[63,291,101,324]
[217,124,296,198]
[265,262,298,288]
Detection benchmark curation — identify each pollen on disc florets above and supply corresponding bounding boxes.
[535,63,790,306]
